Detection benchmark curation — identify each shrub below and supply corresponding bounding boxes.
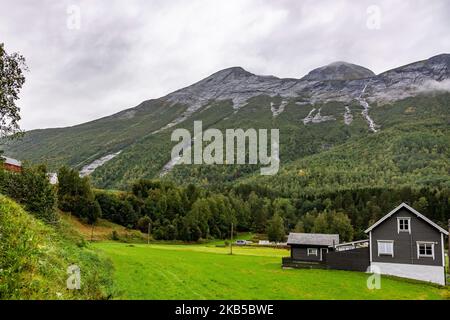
[57,166,101,224]
[0,164,57,223]
[266,213,285,242]
[136,215,152,233]
[111,230,120,241]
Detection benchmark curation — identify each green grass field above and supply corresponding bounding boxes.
[94,242,449,300]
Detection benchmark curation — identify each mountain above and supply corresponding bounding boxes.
[2,54,450,191]
[301,61,375,81]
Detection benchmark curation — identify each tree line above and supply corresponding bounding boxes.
[1,162,448,243]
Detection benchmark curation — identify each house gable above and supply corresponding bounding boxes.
[365,202,448,235]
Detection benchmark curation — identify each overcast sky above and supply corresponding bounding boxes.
[1,0,449,130]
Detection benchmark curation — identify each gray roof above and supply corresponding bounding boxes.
[1,156,21,167]
[287,233,339,246]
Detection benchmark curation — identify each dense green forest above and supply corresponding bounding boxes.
[165,93,450,191]
[56,167,450,242]
[4,92,449,191]
[91,178,450,242]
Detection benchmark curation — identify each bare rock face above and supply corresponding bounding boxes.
[366,53,450,102]
[301,61,375,81]
[165,67,297,110]
[161,54,450,129]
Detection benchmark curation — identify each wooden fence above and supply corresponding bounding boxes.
[325,248,370,272]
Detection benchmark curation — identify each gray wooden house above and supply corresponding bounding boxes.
[365,202,448,285]
[284,203,449,285]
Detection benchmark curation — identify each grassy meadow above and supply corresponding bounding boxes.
[2,195,448,300]
[94,241,450,300]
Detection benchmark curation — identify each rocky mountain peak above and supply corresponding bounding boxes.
[201,66,254,84]
[377,53,450,84]
[302,61,375,81]
[427,53,450,64]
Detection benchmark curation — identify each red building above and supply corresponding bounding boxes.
[2,156,22,173]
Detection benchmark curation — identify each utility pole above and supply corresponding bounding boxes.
[148,222,151,245]
[230,222,234,255]
[90,223,94,242]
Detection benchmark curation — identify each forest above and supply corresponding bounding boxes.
[1,159,448,244]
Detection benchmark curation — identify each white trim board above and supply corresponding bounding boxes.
[365,203,449,235]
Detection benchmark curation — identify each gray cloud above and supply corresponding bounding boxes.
[1,0,449,129]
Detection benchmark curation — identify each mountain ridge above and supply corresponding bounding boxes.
[2,53,450,189]
[301,61,375,81]
[163,53,450,111]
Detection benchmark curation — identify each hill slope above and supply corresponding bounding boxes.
[167,93,450,193]
[2,54,450,190]
[0,195,113,299]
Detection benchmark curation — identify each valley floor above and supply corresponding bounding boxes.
[93,242,449,300]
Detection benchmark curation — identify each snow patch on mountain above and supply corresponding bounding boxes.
[271,100,288,117]
[152,104,203,134]
[357,85,378,132]
[80,151,122,177]
[344,106,353,125]
[303,108,335,124]
[312,108,336,123]
[303,108,316,124]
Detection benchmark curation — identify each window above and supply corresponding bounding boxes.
[307,248,318,256]
[417,242,435,259]
[397,217,411,233]
[377,240,394,257]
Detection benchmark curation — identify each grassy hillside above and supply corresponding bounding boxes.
[91,95,374,189]
[0,195,113,299]
[1,99,187,170]
[59,212,147,242]
[94,242,450,300]
[2,93,449,191]
[165,94,450,194]
[241,116,450,197]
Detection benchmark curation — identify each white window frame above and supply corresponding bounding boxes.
[417,241,435,260]
[307,248,318,256]
[377,240,394,257]
[397,217,411,234]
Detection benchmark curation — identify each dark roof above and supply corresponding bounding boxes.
[287,233,339,246]
[365,202,449,235]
